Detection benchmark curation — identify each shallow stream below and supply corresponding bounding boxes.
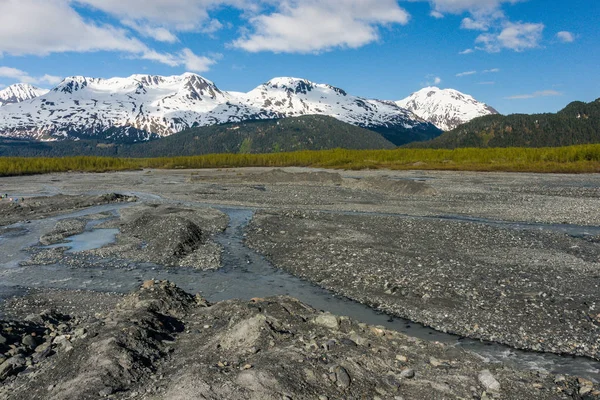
[0,199,598,382]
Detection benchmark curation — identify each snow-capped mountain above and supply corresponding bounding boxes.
[0,73,281,141]
[0,84,49,107]
[396,87,498,131]
[0,73,440,144]
[238,77,429,131]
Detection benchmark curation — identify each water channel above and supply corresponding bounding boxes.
[0,198,598,382]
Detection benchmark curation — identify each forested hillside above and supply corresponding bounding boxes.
[409,99,600,148]
[0,115,395,157]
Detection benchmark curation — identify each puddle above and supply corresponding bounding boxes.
[43,228,120,253]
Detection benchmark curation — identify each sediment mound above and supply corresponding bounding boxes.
[352,177,436,195]
[1,282,595,399]
[190,169,344,186]
[93,205,228,269]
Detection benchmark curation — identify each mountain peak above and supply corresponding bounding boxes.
[0,83,49,106]
[397,87,498,131]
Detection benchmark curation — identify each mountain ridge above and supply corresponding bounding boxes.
[0,73,442,145]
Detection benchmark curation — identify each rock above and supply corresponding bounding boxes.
[0,334,7,345]
[429,357,450,368]
[98,386,114,397]
[396,354,408,362]
[141,280,156,289]
[0,356,26,380]
[400,369,415,379]
[22,334,39,349]
[74,328,87,337]
[333,365,351,389]
[580,386,593,395]
[478,370,501,392]
[314,313,339,330]
[0,362,15,380]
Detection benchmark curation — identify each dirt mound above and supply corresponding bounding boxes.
[353,177,436,195]
[92,205,228,269]
[1,282,593,399]
[190,169,344,186]
[250,169,344,185]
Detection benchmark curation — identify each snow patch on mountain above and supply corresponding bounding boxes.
[396,87,498,131]
[0,84,49,107]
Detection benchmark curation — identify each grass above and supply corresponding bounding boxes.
[2,144,600,177]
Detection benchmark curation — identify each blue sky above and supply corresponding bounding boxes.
[0,0,597,114]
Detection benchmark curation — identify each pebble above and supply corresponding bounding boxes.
[478,370,501,392]
[400,369,415,379]
[314,313,339,330]
[22,334,39,349]
[395,354,408,362]
[333,366,351,389]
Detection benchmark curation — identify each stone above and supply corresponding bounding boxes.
[478,370,501,392]
[400,369,415,379]
[0,334,7,345]
[334,366,351,389]
[579,386,593,396]
[314,313,339,330]
[74,328,87,337]
[22,334,39,349]
[429,357,450,368]
[141,280,155,289]
[396,354,408,362]
[99,387,114,397]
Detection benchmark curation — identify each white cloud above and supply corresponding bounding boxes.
[121,20,179,43]
[423,75,442,86]
[75,0,248,30]
[232,0,410,53]
[461,17,489,31]
[0,0,146,56]
[180,48,219,72]
[482,68,500,73]
[430,10,444,18]
[0,0,220,72]
[420,0,523,16]
[0,66,63,86]
[556,31,575,43]
[138,49,219,72]
[476,21,544,52]
[505,90,561,100]
[456,70,477,77]
[414,0,545,53]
